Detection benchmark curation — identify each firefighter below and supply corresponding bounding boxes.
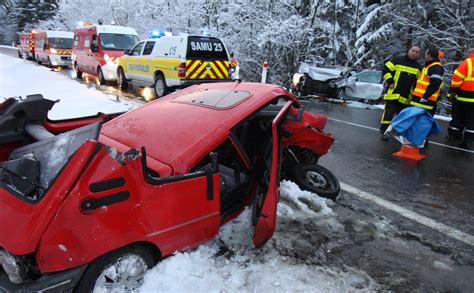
[410,48,444,114]
[447,48,474,149]
[380,46,421,140]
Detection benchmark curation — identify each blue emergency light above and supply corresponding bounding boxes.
[150,31,172,38]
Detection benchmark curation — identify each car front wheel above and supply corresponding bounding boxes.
[74,62,83,79]
[290,163,340,200]
[75,245,158,292]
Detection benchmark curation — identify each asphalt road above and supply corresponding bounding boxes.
[298,99,474,290]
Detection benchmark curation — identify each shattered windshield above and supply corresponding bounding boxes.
[99,33,139,51]
[48,38,73,49]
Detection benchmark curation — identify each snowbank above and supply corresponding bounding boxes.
[0,54,135,120]
[140,181,378,292]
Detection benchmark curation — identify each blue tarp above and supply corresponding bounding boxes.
[390,106,442,147]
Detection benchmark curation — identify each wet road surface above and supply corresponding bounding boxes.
[297,99,474,291]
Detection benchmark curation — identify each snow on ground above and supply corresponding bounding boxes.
[140,181,378,292]
[346,101,383,110]
[0,53,137,120]
[346,101,452,122]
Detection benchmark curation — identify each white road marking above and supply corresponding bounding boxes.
[340,182,474,247]
[328,117,474,153]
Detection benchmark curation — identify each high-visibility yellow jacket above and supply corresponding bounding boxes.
[382,55,421,105]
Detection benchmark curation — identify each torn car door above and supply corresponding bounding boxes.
[252,100,293,248]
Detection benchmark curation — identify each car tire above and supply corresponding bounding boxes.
[97,68,106,85]
[153,73,168,98]
[74,62,83,79]
[117,67,129,90]
[36,56,41,65]
[47,57,52,68]
[75,245,158,292]
[335,88,345,100]
[290,163,340,200]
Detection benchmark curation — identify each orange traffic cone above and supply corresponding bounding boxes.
[393,145,426,161]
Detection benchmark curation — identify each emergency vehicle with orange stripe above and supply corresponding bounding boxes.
[72,23,139,85]
[34,30,74,67]
[117,35,231,97]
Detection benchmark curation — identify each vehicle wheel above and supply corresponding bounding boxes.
[74,62,83,79]
[335,88,345,100]
[47,57,52,68]
[290,163,340,200]
[117,67,129,90]
[36,56,41,65]
[153,73,168,98]
[97,68,106,85]
[75,245,158,292]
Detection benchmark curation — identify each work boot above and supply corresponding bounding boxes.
[458,139,473,150]
[380,133,389,141]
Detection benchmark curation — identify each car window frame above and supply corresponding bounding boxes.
[129,41,145,56]
[142,41,155,56]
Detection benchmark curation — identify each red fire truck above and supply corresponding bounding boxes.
[18,31,37,60]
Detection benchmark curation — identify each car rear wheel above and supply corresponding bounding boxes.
[74,62,82,79]
[290,163,340,200]
[97,68,106,85]
[153,74,168,98]
[75,245,158,293]
[117,67,129,90]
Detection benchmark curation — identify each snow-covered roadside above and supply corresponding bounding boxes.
[140,181,378,292]
[0,53,138,120]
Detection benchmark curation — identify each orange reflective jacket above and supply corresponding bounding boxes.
[451,54,474,103]
[412,61,443,102]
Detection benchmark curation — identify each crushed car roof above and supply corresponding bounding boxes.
[100,82,296,173]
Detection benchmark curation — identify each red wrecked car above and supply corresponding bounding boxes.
[0,82,337,291]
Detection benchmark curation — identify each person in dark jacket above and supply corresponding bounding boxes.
[380,46,422,140]
[410,48,444,114]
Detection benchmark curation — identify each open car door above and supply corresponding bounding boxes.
[252,100,293,248]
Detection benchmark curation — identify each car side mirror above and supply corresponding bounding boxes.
[90,44,98,52]
[124,49,130,55]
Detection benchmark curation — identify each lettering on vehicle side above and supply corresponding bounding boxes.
[128,64,150,72]
[190,41,223,52]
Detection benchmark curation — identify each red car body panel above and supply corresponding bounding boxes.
[0,140,99,255]
[36,146,221,272]
[100,82,296,174]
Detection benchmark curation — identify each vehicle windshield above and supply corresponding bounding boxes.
[49,38,73,49]
[356,71,382,84]
[99,33,140,51]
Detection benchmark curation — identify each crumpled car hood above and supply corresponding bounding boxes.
[298,63,344,81]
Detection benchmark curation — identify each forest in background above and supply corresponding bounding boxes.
[1,0,473,85]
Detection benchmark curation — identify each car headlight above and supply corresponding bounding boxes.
[50,48,57,54]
